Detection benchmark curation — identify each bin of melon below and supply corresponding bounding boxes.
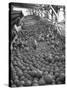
[10,15,65,87]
